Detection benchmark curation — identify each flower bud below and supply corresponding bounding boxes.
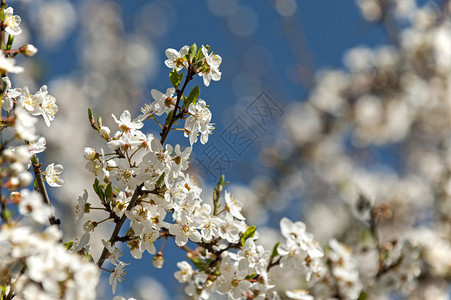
[153,252,164,269]
[83,147,97,160]
[83,220,97,232]
[10,191,21,204]
[18,172,33,187]
[2,149,15,161]
[9,162,24,175]
[5,177,19,189]
[20,44,38,57]
[99,126,111,139]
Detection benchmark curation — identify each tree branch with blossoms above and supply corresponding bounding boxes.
[2,1,448,299]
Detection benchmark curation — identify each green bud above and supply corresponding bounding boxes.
[97,116,103,128]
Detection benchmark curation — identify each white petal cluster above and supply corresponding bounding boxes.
[4,7,22,36]
[184,99,214,145]
[278,218,325,281]
[2,145,33,189]
[12,85,59,127]
[164,45,222,87]
[0,225,99,299]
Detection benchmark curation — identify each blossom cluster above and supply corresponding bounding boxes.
[0,4,98,299]
[79,43,328,299]
[244,0,451,298]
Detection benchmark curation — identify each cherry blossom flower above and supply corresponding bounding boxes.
[18,86,40,114]
[102,239,122,266]
[217,213,246,243]
[18,189,51,224]
[4,7,22,36]
[216,255,252,299]
[150,87,176,116]
[44,163,64,187]
[0,53,23,74]
[110,261,128,294]
[14,106,38,141]
[112,110,143,132]
[164,45,189,71]
[224,191,245,220]
[184,99,213,145]
[1,76,19,111]
[199,46,222,86]
[174,261,194,283]
[27,137,46,154]
[39,87,58,127]
[75,189,90,221]
[286,290,314,300]
[168,221,201,246]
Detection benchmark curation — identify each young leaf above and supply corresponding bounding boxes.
[156,173,165,187]
[271,242,280,258]
[93,178,104,201]
[189,257,206,271]
[188,85,200,104]
[189,43,197,62]
[65,241,74,251]
[241,225,257,246]
[181,94,189,108]
[164,110,174,125]
[183,85,200,108]
[169,69,184,89]
[105,183,113,202]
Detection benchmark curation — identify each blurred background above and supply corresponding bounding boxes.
[11,0,451,299]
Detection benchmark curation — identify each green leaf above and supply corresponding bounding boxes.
[93,178,104,201]
[271,242,280,258]
[169,69,184,89]
[241,225,257,246]
[184,85,200,108]
[245,273,257,280]
[105,183,113,202]
[64,241,74,251]
[156,173,165,187]
[85,253,94,262]
[164,110,174,125]
[197,47,205,60]
[189,257,206,271]
[6,35,14,50]
[1,209,11,221]
[357,292,368,300]
[189,43,197,62]
[181,95,188,108]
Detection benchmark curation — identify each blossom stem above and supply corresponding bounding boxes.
[160,67,194,145]
[151,115,163,129]
[31,155,60,228]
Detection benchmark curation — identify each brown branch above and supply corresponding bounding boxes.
[97,182,144,268]
[31,155,60,227]
[97,65,195,268]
